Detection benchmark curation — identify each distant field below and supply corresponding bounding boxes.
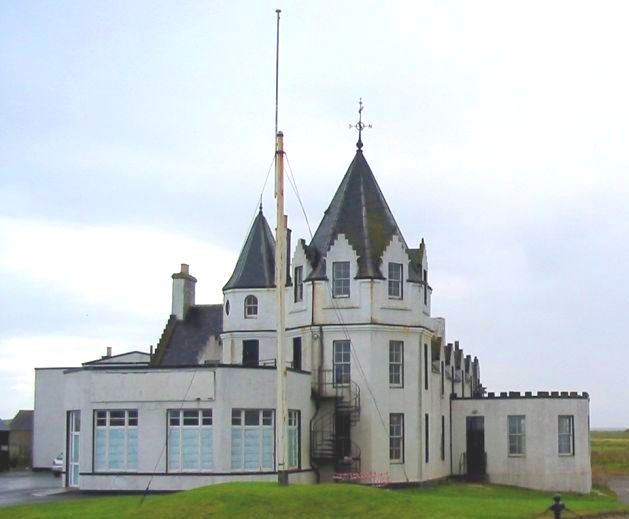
[592,430,629,483]
[2,481,628,519]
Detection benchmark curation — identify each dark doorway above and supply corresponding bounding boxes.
[335,413,351,460]
[466,416,486,478]
[242,340,259,366]
[292,337,302,370]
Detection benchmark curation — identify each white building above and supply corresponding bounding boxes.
[33,141,592,493]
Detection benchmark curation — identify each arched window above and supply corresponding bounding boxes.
[244,295,258,318]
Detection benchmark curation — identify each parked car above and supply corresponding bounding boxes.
[51,452,63,477]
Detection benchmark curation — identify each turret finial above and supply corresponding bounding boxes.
[349,97,372,151]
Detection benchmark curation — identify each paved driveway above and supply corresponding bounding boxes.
[609,476,629,505]
[0,470,74,507]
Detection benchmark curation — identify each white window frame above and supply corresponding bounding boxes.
[332,261,350,298]
[244,295,258,317]
[94,409,138,472]
[294,266,303,302]
[389,340,403,387]
[167,409,213,472]
[288,410,300,469]
[230,409,274,471]
[388,262,403,299]
[389,413,404,463]
[508,415,526,456]
[558,415,575,456]
[333,340,351,386]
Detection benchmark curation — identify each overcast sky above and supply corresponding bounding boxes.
[1,1,628,427]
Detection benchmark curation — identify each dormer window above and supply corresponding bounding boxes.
[244,295,258,318]
[332,261,350,298]
[294,266,303,302]
[388,263,403,299]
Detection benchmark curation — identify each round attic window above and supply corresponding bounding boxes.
[225,300,230,315]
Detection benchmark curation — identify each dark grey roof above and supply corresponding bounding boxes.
[223,209,276,290]
[444,344,453,365]
[306,151,421,281]
[157,305,223,366]
[10,410,33,431]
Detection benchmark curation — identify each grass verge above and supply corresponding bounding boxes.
[2,481,628,519]
[592,430,629,484]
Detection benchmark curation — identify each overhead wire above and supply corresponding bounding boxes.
[141,154,276,504]
[140,357,203,505]
[285,156,410,482]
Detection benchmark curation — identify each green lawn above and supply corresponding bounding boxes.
[592,430,629,483]
[2,481,628,519]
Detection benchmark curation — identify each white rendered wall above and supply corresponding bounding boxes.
[63,366,314,491]
[452,397,591,493]
[33,368,67,469]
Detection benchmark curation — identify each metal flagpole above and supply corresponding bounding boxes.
[273,8,289,486]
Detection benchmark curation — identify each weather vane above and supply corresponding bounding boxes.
[349,98,372,150]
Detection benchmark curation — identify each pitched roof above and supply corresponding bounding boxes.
[10,410,33,431]
[156,304,223,366]
[0,419,9,432]
[306,151,421,281]
[223,208,276,290]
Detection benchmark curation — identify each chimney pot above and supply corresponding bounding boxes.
[181,264,189,275]
[106,346,112,357]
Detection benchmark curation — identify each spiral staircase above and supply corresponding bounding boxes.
[310,369,361,474]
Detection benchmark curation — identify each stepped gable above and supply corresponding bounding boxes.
[155,305,223,366]
[306,150,421,281]
[223,208,276,290]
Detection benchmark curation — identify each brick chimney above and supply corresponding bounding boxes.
[171,263,197,320]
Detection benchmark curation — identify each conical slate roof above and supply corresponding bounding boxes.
[307,150,418,280]
[223,208,276,290]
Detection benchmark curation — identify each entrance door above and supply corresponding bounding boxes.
[335,413,351,462]
[67,410,80,487]
[465,416,485,477]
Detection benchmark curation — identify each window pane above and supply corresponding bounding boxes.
[232,409,241,426]
[128,410,138,427]
[244,429,260,469]
[333,262,350,297]
[183,410,199,426]
[182,429,200,470]
[201,428,213,469]
[202,410,212,426]
[169,410,180,426]
[559,415,571,434]
[109,411,125,426]
[108,429,125,469]
[168,427,181,471]
[95,429,107,471]
[262,410,273,426]
[127,428,138,470]
[245,410,259,426]
[231,428,242,469]
[96,411,107,427]
[388,263,402,298]
[262,428,274,469]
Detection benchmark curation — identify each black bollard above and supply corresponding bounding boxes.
[549,494,565,519]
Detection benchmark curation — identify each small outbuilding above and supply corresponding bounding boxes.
[9,410,34,467]
[0,419,10,471]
